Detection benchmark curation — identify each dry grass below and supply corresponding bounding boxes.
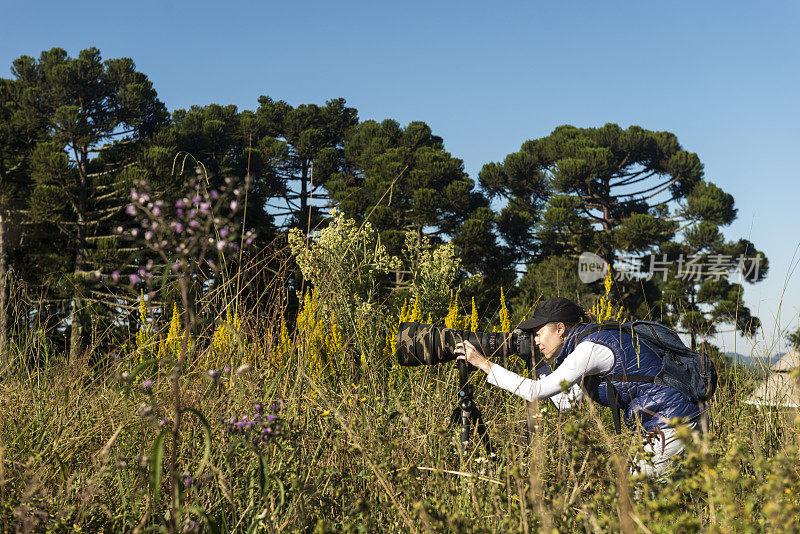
[1,254,800,533]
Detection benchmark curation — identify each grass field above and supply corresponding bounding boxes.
[2,209,799,534]
[2,284,799,534]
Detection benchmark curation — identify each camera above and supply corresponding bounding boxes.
[395,322,540,368]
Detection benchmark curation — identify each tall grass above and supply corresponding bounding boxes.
[1,248,800,533]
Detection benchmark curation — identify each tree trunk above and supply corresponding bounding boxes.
[0,203,8,362]
[689,291,697,351]
[69,149,89,361]
[300,163,308,231]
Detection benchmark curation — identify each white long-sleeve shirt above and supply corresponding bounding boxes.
[486,341,615,411]
[487,340,696,476]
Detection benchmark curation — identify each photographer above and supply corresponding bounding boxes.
[454,297,701,476]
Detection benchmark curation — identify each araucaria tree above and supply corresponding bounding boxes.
[0,78,46,360]
[484,124,767,343]
[255,97,358,231]
[327,119,513,295]
[7,47,168,359]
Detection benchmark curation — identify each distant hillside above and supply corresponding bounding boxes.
[724,352,785,375]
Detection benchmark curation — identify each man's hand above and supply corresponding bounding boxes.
[455,341,493,374]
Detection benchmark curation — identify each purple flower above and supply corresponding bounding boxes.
[181,471,193,488]
[141,379,154,392]
[219,228,230,238]
[210,189,220,199]
[199,202,211,215]
[111,270,121,282]
[230,201,239,211]
[159,417,171,428]
[129,274,141,285]
[131,228,139,237]
[189,220,200,229]
[144,231,153,241]
[175,199,186,209]
[152,206,161,216]
[223,365,232,374]
[267,413,277,422]
[126,205,137,216]
[192,195,201,205]
[253,403,262,413]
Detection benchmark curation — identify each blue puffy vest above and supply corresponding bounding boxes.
[554,323,701,432]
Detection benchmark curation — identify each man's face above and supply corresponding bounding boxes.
[534,323,564,358]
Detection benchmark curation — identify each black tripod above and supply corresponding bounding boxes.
[449,360,494,456]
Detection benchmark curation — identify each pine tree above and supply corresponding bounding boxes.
[255,97,358,231]
[8,47,168,359]
[786,327,800,351]
[327,119,513,295]
[483,124,756,321]
[169,104,277,241]
[0,77,46,360]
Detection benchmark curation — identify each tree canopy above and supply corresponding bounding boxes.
[327,119,514,294]
[0,48,773,360]
[486,124,767,338]
[5,47,168,358]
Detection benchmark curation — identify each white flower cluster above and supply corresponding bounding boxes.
[404,231,462,318]
[288,209,400,291]
[288,209,401,345]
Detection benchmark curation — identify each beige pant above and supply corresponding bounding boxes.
[632,422,696,476]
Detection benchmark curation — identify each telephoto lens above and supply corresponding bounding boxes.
[395,322,536,368]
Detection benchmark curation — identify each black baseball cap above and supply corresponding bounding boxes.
[518,297,584,332]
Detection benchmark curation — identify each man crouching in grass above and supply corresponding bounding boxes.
[455,297,700,476]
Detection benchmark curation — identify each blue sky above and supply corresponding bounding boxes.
[3,0,799,355]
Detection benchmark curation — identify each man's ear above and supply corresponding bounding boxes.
[557,322,567,337]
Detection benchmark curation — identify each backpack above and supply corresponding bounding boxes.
[574,320,717,433]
